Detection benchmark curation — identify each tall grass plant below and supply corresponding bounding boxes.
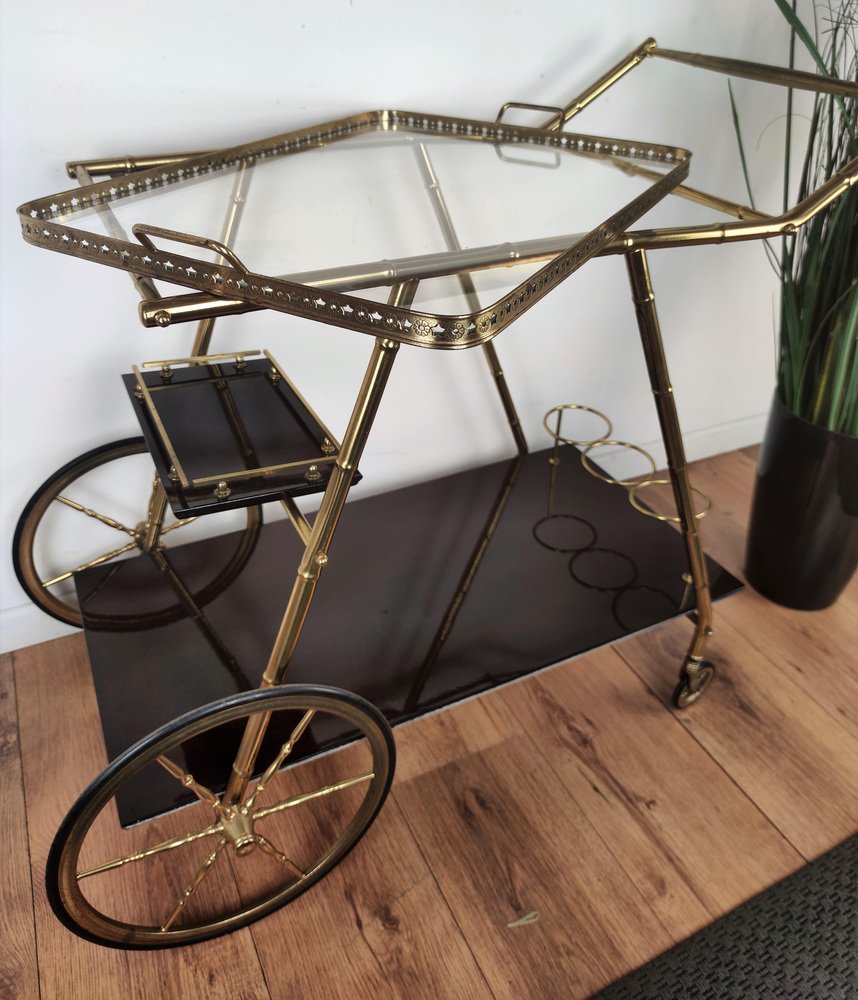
[734,0,857,434]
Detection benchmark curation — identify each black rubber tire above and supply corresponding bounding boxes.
[13,438,261,630]
[46,685,395,949]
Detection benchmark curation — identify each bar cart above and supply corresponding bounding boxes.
[15,39,857,949]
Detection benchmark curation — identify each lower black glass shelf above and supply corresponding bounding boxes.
[75,444,741,826]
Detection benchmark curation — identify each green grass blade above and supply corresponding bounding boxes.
[728,80,759,209]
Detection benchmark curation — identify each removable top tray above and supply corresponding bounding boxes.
[123,350,354,517]
[20,112,690,352]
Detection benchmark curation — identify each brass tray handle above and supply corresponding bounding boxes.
[494,103,565,169]
[132,224,250,275]
[495,101,566,124]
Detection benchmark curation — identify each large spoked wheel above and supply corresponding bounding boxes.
[47,685,395,949]
[13,438,261,630]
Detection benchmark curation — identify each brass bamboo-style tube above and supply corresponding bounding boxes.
[625,249,713,680]
[620,159,858,251]
[601,156,772,222]
[649,44,858,98]
[66,151,214,180]
[541,37,657,130]
[222,281,416,807]
[543,36,858,133]
[140,480,169,554]
[191,159,253,356]
[414,143,527,454]
[138,154,857,331]
[279,497,312,545]
[404,454,523,712]
[150,549,252,690]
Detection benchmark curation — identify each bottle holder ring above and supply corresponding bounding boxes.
[542,402,712,525]
[580,439,657,488]
[628,479,712,522]
[543,404,612,448]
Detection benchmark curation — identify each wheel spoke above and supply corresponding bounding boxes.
[42,540,140,588]
[17,439,262,628]
[156,755,222,811]
[253,835,306,879]
[252,771,374,821]
[55,495,139,537]
[77,822,224,880]
[161,838,228,931]
[159,516,200,536]
[244,710,316,811]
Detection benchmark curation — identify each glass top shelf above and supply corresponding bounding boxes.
[20,110,690,350]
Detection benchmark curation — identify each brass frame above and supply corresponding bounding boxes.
[21,37,858,943]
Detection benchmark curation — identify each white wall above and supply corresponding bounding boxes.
[1,1,804,651]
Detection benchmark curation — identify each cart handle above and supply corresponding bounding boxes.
[132,224,250,275]
[495,101,565,124]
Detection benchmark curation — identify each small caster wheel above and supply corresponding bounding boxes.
[672,662,715,709]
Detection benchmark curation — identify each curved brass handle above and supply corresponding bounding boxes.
[493,104,564,169]
[495,101,565,125]
[132,224,249,274]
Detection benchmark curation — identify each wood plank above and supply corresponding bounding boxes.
[0,653,39,1000]
[485,646,803,935]
[395,733,674,999]
[394,696,508,783]
[246,792,493,999]
[616,615,858,859]
[13,635,271,1000]
[719,585,858,739]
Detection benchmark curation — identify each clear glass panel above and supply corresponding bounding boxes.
[49,123,682,315]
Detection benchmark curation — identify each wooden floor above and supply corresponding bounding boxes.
[3,447,857,999]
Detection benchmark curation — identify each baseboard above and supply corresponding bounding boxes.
[0,603,78,654]
[590,412,766,481]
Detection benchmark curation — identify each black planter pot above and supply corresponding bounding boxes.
[745,395,858,609]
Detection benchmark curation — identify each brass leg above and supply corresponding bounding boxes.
[415,144,527,454]
[223,282,415,805]
[404,454,523,712]
[190,162,252,357]
[151,549,253,689]
[625,249,715,706]
[481,340,528,454]
[260,332,403,687]
[140,478,169,553]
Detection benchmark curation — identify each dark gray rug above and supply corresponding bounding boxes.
[594,835,857,1000]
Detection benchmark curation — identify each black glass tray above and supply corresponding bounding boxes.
[123,355,356,517]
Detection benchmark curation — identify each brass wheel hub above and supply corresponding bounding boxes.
[220,806,257,856]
